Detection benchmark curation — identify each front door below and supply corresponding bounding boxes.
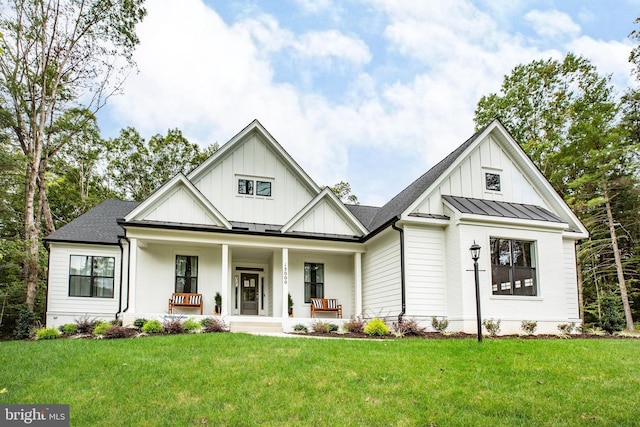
[240,273,259,315]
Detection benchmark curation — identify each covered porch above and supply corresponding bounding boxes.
[119,226,364,330]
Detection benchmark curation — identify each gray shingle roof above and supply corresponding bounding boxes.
[45,200,140,244]
[366,124,487,231]
[345,204,379,229]
[442,195,565,223]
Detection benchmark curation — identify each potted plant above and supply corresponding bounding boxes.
[214,292,222,315]
[288,293,294,317]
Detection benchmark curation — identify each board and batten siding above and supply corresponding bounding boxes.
[362,229,401,318]
[140,185,221,225]
[416,135,546,216]
[288,199,360,236]
[46,243,122,327]
[192,133,316,225]
[403,224,447,317]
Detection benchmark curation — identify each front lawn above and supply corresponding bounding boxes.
[1,334,639,426]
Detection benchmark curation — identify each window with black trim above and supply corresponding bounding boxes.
[256,181,271,196]
[490,238,537,296]
[485,172,501,191]
[304,263,324,303]
[69,255,115,298]
[176,255,198,293]
[238,179,253,195]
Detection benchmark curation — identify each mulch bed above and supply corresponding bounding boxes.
[289,331,639,339]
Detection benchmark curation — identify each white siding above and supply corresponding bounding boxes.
[404,224,447,317]
[288,251,354,318]
[142,185,221,225]
[417,135,546,216]
[563,239,580,320]
[46,243,122,327]
[133,243,222,315]
[451,221,577,334]
[192,133,315,224]
[288,199,360,235]
[362,229,401,318]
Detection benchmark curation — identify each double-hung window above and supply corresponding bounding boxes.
[69,255,115,298]
[490,238,537,296]
[176,255,198,293]
[304,263,324,303]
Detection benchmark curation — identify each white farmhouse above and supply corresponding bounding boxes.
[45,119,587,334]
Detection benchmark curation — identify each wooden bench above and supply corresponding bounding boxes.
[168,293,203,314]
[310,298,342,318]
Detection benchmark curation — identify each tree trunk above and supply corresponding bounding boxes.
[24,158,40,311]
[603,181,635,330]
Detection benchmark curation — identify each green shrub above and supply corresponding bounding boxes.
[431,317,449,333]
[133,318,148,329]
[35,327,61,340]
[343,317,364,334]
[521,320,537,335]
[93,322,112,336]
[13,304,35,340]
[183,319,202,333]
[292,323,308,333]
[364,318,389,336]
[60,323,78,335]
[599,292,625,334]
[482,318,501,336]
[142,320,164,334]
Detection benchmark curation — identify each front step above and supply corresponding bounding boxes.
[229,321,283,334]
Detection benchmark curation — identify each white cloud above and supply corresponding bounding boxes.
[105,0,637,206]
[568,36,635,94]
[525,9,581,39]
[294,30,371,65]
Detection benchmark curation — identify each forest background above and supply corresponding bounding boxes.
[1,1,640,337]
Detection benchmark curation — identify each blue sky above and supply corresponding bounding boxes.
[100,0,639,206]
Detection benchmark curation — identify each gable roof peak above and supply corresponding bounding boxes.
[367,122,492,231]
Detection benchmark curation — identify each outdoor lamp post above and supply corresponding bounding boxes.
[470,241,482,343]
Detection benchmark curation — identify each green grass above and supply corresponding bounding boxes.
[1,334,639,426]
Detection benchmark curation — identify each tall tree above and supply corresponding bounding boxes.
[47,109,116,228]
[475,53,639,330]
[0,0,146,309]
[106,128,218,201]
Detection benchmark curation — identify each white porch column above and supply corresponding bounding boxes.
[282,248,289,318]
[128,238,138,313]
[354,252,362,316]
[221,244,229,316]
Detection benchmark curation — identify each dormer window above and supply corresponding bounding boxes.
[485,172,501,192]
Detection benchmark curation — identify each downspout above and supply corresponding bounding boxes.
[115,237,125,321]
[120,236,132,315]
[392,219,406,325]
